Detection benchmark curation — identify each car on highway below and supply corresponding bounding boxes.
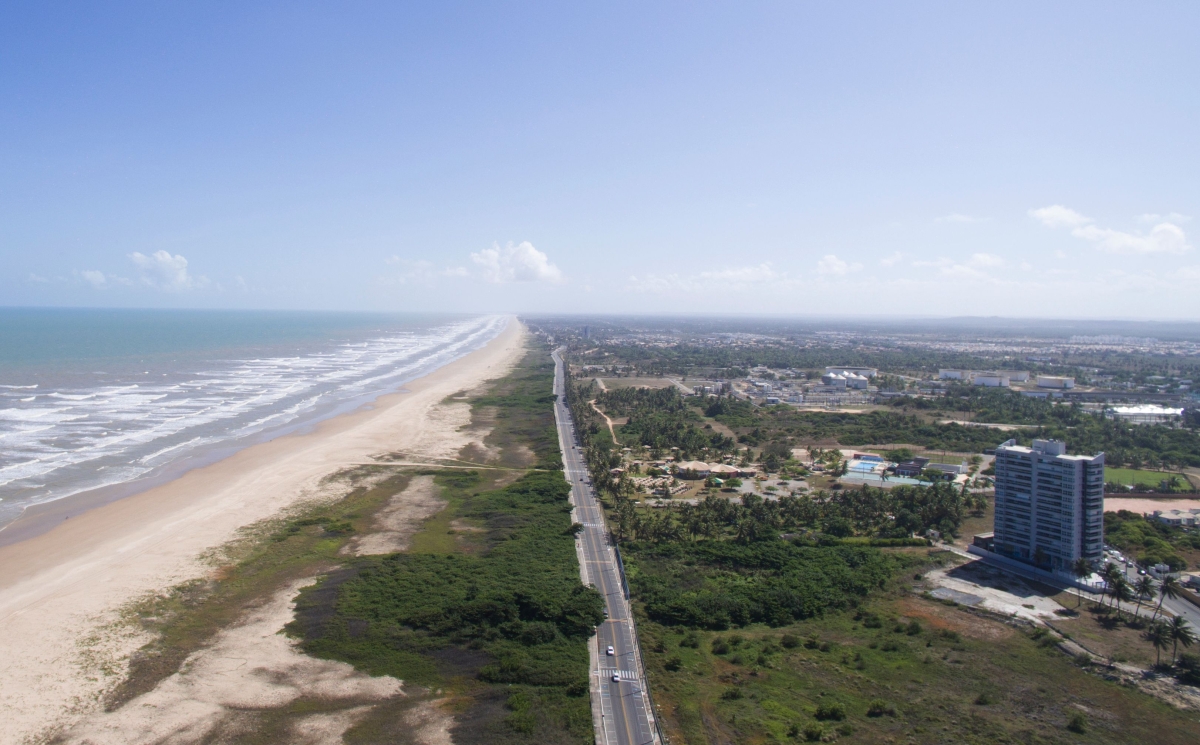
[607,645,614,655]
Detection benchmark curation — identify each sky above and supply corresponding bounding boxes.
[1,2,1197,319]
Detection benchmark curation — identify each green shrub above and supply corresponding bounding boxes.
[1067,712,1087,734]
[815,702,846,721]
[781,634,800,649]
[867,699,896,717]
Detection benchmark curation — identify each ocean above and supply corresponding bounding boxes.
[0,308,506,530]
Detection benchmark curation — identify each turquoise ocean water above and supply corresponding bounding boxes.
[0,309,506,530]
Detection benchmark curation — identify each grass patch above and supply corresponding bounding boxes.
[292,469,603,744]
[1106,467,1190,489]
[107,468,412,711]
[288,342,603,744]
[638,589,1200,744]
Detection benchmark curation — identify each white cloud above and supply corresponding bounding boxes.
[627,263,781,293]
[1031,205,1192,255]
[470,241,563,283]
[816,254,862,276]
[936,213,987,223]
[1029,205,1092,229]
[880,251,905,267]
[128,250,208,291]
[81,270,108,288]
[382,256,470,285]
[913,253,1004,280]
[1073,222,1191,255]
[1138,212,1191,224]
[969,252,1003,268]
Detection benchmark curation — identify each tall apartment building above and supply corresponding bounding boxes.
[992,439,1104,573]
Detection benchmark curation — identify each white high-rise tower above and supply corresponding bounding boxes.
[992,439,1104,573]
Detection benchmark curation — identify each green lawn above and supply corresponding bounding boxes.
[1106,467,1189,489]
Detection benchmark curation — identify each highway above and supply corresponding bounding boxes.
[552,349,659,745]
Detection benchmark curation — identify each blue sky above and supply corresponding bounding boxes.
[1,2,1197,319]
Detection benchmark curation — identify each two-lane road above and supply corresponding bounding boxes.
[552,349,658,745]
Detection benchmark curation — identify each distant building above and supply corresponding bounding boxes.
[993,439,1104,573]
[821,372,847,388]
[825,366,877,378]
[972,373,1010,388]
[1037,375,1075,389]
[1153,509,1200,527]
[891,457,930,478]
[926,461,968,476]
[1107,405,1183,425]
[674,460,711,477]
[939,369,967,380]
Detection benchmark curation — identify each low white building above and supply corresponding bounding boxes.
[1107,405,1184,425]
[1037,375,1075,389]
[821,372,847,388]
[825,366,877,378]
[1153,508,1200,527]
[939,369,967,380]
[674,460,712,477]
[972,372,1010,388]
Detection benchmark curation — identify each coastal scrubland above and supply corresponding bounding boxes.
[41,327,609,744]
[548,337,1200,744]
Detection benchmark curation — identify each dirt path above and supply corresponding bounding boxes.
[347,475,443,555]
[591,400,617,442]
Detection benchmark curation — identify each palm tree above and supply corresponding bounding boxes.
[1146,621,1172,667]
[1152,576,1181,621]
[1071,558,1093,608]
[1132,576,1156,619]
[1168,616,1196,666]
[1100,563,1123,609]
[1112,577,1134,619]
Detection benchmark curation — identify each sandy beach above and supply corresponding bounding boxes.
[0,317,526,744]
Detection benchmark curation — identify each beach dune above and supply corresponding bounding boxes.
[0,318,525,744]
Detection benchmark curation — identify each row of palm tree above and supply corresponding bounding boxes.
[1072,559,1183,621]
[1145,616,1197,667]
[1070,557,1195,667]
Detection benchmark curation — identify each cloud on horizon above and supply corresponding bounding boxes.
[935,213,988,223]
[128,250,208,291]
[817,254,862,276]
[1030,205,1192,255]
[470,241,563,283]
[626,263,782,293]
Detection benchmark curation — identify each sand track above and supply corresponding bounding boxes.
[63,579,403,745]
